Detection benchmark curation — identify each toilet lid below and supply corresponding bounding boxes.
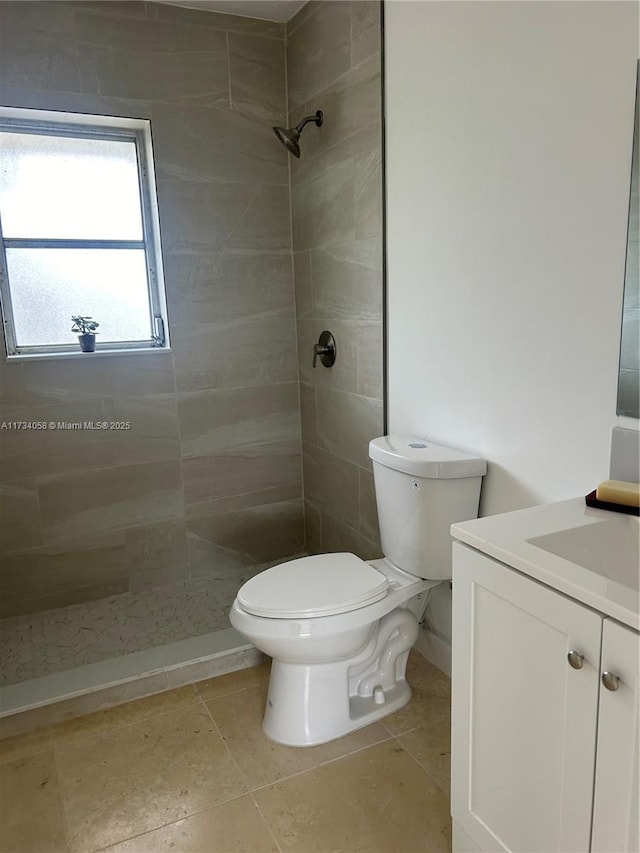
[237,553,390,618]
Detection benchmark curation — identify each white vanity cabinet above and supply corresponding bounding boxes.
[451,541,639,853]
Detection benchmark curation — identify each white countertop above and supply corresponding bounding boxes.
[451,497,639,630]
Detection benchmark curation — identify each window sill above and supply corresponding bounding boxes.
[6,347,172,362]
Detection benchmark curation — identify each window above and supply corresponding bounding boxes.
[0,107,169,358]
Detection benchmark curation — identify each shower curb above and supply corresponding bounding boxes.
[0,628,263,738]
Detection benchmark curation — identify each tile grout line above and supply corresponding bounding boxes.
[47,685,202,751]
[51,742,73,853]
[199,692,284,853]
[392,729,452,800]
[77,689,253,853]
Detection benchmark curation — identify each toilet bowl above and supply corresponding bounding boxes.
[230,435,486,747]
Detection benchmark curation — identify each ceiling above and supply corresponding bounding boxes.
[155,0,307,22]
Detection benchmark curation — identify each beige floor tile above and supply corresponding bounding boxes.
[102,795,279,853]
[56,706,247,852]
[195,660,271,702]
[397,714,451,796]
[382,651,451,736]
[255,739,452,853]
[52,686,200,746]
[0,751,68,853]
[206,684,391,789]
[0,726,54,766]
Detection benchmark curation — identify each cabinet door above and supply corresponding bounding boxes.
[451,543,602,853]
[591,619,639,853]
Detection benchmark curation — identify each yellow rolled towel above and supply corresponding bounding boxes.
[595,479,640,508]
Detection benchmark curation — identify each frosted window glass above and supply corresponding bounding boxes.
[6,248,152,346]
[0,132,143,240]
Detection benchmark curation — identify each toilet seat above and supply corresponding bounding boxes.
[237,553,389,618]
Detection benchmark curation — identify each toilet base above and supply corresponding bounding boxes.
[262,660,413,747]
[262,608,419,747]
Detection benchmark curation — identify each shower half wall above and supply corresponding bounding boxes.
[0,0,384,719]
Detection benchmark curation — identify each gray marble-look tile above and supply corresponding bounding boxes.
[0,532,128,619]
[0,358,26,408]
[226,184,292,252]
[187,500,304,577]
[172,317,298,393]
[355,147,383,241]
[38,460,184,542]
[0,1,80,93]
[0,84,153,124]
[290,120,381,187]
[315,387,383,469]
[293,250,313,318]
[286,1,322,38]
[299,381,317,446]
[164,252,294,328]
[125,520,189,593]
[229,31,287,123]
[359,466,381,544]
[74,7,218,53]
[178,382,300,459]
[351,0,381,65]
[291,53,382,164]
[357,320,384,400]
[19,358,114,406]
[182,440,302,518]
[112,395,180,467]
[0,480,42,553]
[302,443,360,530]
[320,508,382,560]
[287,1,351,108]
[310,243,382,322]
[154,2,285,40]
[104,353,176,398]
[151,101,288,187]
[0,399,117,481]
[76,23,228,104]
[304,499,322,555]
[155,180,255,255]
[291,158,355,252]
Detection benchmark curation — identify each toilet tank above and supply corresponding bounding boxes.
[369,435,486,580]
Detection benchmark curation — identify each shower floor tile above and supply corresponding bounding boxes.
[0,561,284,686]
[0,651,452,853]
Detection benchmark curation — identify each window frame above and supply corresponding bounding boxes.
[0,106,170,359]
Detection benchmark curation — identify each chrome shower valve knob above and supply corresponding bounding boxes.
[312,330,336,368]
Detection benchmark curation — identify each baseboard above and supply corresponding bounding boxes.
[413,624,452,677]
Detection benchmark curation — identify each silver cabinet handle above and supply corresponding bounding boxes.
[601,671,621,691]
[567,650,584,669]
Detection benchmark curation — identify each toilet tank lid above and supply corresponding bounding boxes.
[369,435,487,479]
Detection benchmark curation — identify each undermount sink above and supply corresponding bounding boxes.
[528,516,640,591]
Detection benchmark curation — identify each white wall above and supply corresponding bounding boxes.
[385,0,639,519]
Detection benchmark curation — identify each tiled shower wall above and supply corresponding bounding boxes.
[0,0,384,622]
[0,1,303,619]
[287,1,384,558]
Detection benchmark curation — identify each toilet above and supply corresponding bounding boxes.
[230,435,486,747]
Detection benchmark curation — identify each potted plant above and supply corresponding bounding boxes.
[71,316,99,352]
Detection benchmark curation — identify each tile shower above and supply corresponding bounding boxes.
[0,2,383,711]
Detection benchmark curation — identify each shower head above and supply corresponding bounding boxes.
[273,110,324,158]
